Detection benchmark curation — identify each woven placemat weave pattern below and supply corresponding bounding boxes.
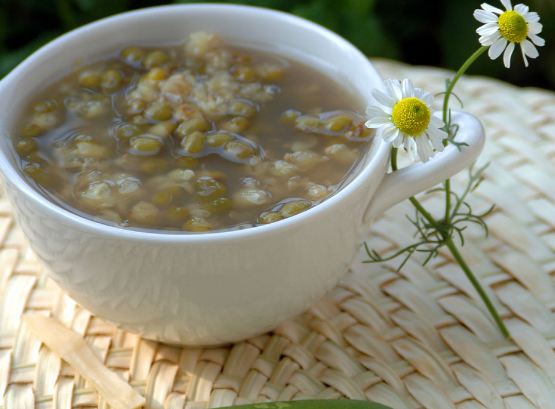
[1,59,555,409]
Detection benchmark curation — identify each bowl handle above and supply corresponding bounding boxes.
[363,110,486,223]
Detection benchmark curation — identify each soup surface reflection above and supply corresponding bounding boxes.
[12,32,373,232]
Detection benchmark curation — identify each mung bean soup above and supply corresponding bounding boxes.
[12,32,373,232]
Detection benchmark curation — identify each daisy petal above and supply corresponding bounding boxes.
[422,138,435,162]
[392,134,405,149]
[365,105,388,118]
[391,135,403,148]
[474,9,498,23]
[528,21,543,35]
[480,32,501,46]
[524,11,540,23]
[528,33,545,47]
[514,4,529,14]
[413,88,424,100]
[481,3,504,14]
[401,79,415,99]
[404,137,417,160]
[365,115,391,127]
[500,0,512,11]
[503,41,515,68]
[520,43,529,66]
[427,131,446,152]
[430,116,446,128]
[489,37,507,60]
[382,125,399,143]
[415,136,433,163]
[384,79,402,102]
[436,126,448,139]
[365,116,390,128]
[421,92,434,107]
[477,23,500,36]
[522,39,539,59]
[427,126,448,146]
[372,89,396,107]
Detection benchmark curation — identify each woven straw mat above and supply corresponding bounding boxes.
[1,59,555,409]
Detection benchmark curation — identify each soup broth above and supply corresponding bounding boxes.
[12,32,373,232]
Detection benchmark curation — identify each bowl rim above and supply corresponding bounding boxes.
[0,3,389,243]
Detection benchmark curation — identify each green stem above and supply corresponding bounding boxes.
[445,239,510,338]
[442,46,487,224]
[442,46,488,125]
[390,148,509,338]
[444,179,451,222]
[391,148,436,225]
[391,147,398,171]
[408,196,435,224]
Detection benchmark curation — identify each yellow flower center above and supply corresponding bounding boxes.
[391,97,431,136]
[498,10,528,43]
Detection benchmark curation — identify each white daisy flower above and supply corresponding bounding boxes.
[365,79,447,163]
[474,0,545,68]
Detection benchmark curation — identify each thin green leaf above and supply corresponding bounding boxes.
[435,91,464,109]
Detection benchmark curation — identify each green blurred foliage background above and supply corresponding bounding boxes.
[0,0,553,88]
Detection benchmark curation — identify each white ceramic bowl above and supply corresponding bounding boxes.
[0,4,484,345]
